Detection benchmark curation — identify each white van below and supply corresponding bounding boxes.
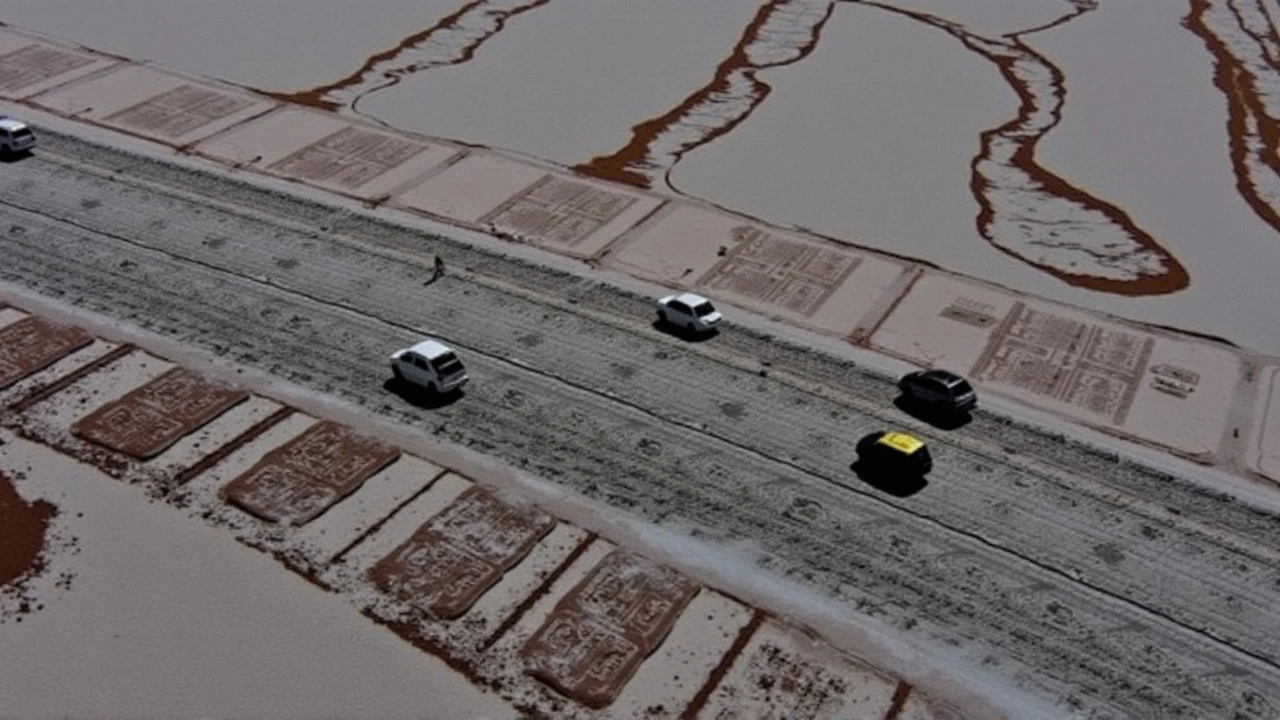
[390,339,469,394]
[0,117,37,155]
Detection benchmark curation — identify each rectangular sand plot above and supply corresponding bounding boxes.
[267,126,429,189]
[971,301,1153,424]
[607,590,755,719]
[222,420,400,526]
[478,174,639,247]
[70,367,249,459]
[698,226,861,318]
[103,83,254,139]
[523,549,698,709]
[0,43,93,93]
[296,454,444,566]
[0,317,93,390]
[370,486,555,620]
[424,486,557,565]
[374,531,502,618]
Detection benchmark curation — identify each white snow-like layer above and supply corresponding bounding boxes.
[0,339,121,408]
[484,536,616,654]
[141,394,281,481]
[328,470,475,572]
[609,588,755,720]
[1,285,1066,717]
[0,431,517,719]
[20,349,172,434]
[503,469,1061,720]
[168,411,319,548]
[293,452,446,565]
[1196,0,1280,216]
[696,616,898,720]
[476,536,617,714]
[0,306,28,328]
[450,521,592,650]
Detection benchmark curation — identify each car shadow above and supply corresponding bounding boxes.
[652,319,719,343]
[382,377,464,409]
[850,459,929,498]
[0,151,33,164]
[892,395,973,431]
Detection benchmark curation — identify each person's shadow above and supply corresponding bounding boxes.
[849,459,929,498]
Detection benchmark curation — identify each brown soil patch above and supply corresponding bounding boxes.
[522,549,699,709]
[222,420,400,526]
[0,470,57,589]
[371,485,556,619]
[71,367,249,459]
[0,316,93,391]
[6,344,136,414]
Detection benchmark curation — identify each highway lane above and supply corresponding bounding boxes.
[2,132,1279,718]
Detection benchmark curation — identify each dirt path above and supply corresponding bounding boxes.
[2,131,1279,718]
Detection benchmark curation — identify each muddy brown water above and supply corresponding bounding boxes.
[0,471,56,589]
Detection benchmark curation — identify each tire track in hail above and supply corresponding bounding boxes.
[5,157,1280,672]
[4,162,1280,652]
[1,230,1271,718]
[26,132,1280,565]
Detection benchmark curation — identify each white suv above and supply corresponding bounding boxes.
[390,339,469,394]
[0,117,37,155]
[656,292,723,334]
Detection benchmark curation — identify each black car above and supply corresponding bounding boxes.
[855,431,933,476]
[898,369,977,415]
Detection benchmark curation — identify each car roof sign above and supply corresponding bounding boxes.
[878,432,924,454]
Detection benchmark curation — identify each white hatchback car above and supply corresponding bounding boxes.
[390,339,469,394]
[656,292,723,334]
[0,117,37,155]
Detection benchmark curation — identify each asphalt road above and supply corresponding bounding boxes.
[4,131,1280,719]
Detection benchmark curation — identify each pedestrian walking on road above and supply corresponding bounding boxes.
[432,254,446,282]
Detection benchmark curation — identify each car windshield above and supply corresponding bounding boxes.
[13,128,32,139]
[431,353,464,375]
[950,379,975,395]
[693,301,716,317]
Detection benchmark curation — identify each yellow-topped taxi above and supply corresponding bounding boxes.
[856,430,933,475]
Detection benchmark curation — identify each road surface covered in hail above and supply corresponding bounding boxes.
[3,131,1280,718]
